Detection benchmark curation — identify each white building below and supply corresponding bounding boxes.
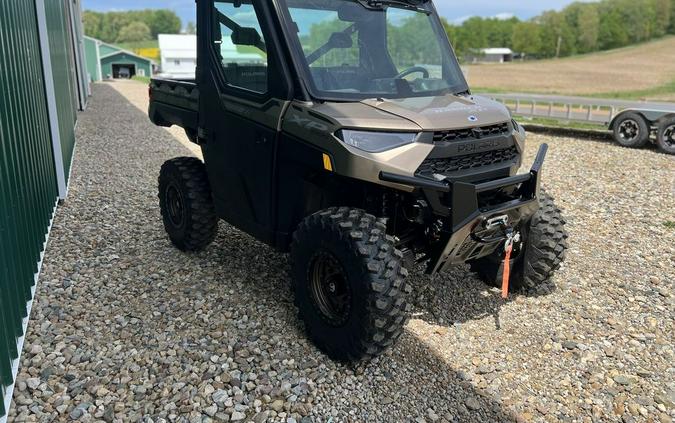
[158,33,267,80]
[158,34,197,80]
[478,48,513,63]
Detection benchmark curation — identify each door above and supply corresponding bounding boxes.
[199,0,291,244]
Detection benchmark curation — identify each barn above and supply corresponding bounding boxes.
[84,36,154,81]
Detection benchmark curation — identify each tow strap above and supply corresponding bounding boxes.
[501,229,516,299]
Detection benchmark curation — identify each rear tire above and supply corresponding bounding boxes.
[291,207,412,361]
[158,157,218,251]
[613,113,650,148]
[470,192,568,295]
[656,117,675,155]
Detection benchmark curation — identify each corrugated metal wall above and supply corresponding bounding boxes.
[0,0,87,419]
[44,0,78,178]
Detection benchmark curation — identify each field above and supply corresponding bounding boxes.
[118,40,161,61]
[466,36,675,102]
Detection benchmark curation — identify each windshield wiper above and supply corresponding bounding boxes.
[355,0,430,13]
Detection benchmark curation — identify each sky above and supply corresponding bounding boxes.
[83,0,590,27]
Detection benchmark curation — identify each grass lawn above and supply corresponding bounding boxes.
[132,75,151,84]
[473,79,675,102]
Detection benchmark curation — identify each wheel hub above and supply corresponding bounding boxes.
[663,124,675,148]
[619,119,640,142]
[308,251,351,326]
[166,184,185,227]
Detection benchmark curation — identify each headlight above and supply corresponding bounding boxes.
[338,130,417,153]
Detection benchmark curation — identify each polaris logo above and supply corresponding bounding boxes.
[456,139,507,153]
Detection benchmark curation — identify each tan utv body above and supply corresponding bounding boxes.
[149,0,568,361]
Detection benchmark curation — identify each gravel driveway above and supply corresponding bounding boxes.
[8,81,674,423]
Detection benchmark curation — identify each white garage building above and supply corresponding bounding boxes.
[158,34,197,80]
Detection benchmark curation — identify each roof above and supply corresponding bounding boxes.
[85,36,156,65]
[481,48,514,55]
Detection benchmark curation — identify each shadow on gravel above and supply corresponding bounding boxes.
[206,231,520,422]
[19,84,522,422]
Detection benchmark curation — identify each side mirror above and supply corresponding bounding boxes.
[231,27,262,47]
[328,32,353,49]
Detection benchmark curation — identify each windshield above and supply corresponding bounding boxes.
[278,0,468,101]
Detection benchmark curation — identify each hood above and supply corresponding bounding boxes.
[360,94,511,131]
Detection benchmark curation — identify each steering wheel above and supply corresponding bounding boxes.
[395,66,430,79]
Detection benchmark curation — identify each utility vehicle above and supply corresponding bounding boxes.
[149,0,568,361]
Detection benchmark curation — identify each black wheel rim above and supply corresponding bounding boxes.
[165,184,185,228]
[618,119,640,142]
[663,124,675,148]
[308,251,352,326]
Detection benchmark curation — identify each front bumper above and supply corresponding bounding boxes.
[380,144,548,274]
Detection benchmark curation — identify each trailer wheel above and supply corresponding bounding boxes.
[291,207,412,361]
[470,192,568,295]
[656,117,675,155]
[613,112,650,148]
[158,157,218,251]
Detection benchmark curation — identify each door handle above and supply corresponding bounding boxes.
[255,133,269,145]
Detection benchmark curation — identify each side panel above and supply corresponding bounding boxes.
[84,37,100,82]
[44,0,78,177]
[274,133,335,246]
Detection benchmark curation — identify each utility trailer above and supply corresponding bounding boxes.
[481,93,675,154]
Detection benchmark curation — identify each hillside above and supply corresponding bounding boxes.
[466,36,675,101]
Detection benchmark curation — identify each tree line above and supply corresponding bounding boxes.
[443,0,675,59]
[83,10,181,44]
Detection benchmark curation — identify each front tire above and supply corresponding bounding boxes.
[158,157,218,251]
[613,113,650,148]
[291,208,412,361]
[470,192,568,295]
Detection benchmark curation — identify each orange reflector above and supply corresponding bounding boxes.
[322,153,333,172]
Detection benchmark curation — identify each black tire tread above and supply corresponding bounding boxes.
[520,193,568,290]
[158,157,218,251]
[470,192,568,294]
[291,207,411,361]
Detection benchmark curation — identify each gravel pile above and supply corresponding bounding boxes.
[8,81,674,423]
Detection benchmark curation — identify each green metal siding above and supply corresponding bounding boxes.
[85,37,100,81]
[45,0,78,177]
[0,0,60,418]
[101,52,153,78]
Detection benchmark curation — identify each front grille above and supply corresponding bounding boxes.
[433,122,510,143]
[416,146,519,178]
